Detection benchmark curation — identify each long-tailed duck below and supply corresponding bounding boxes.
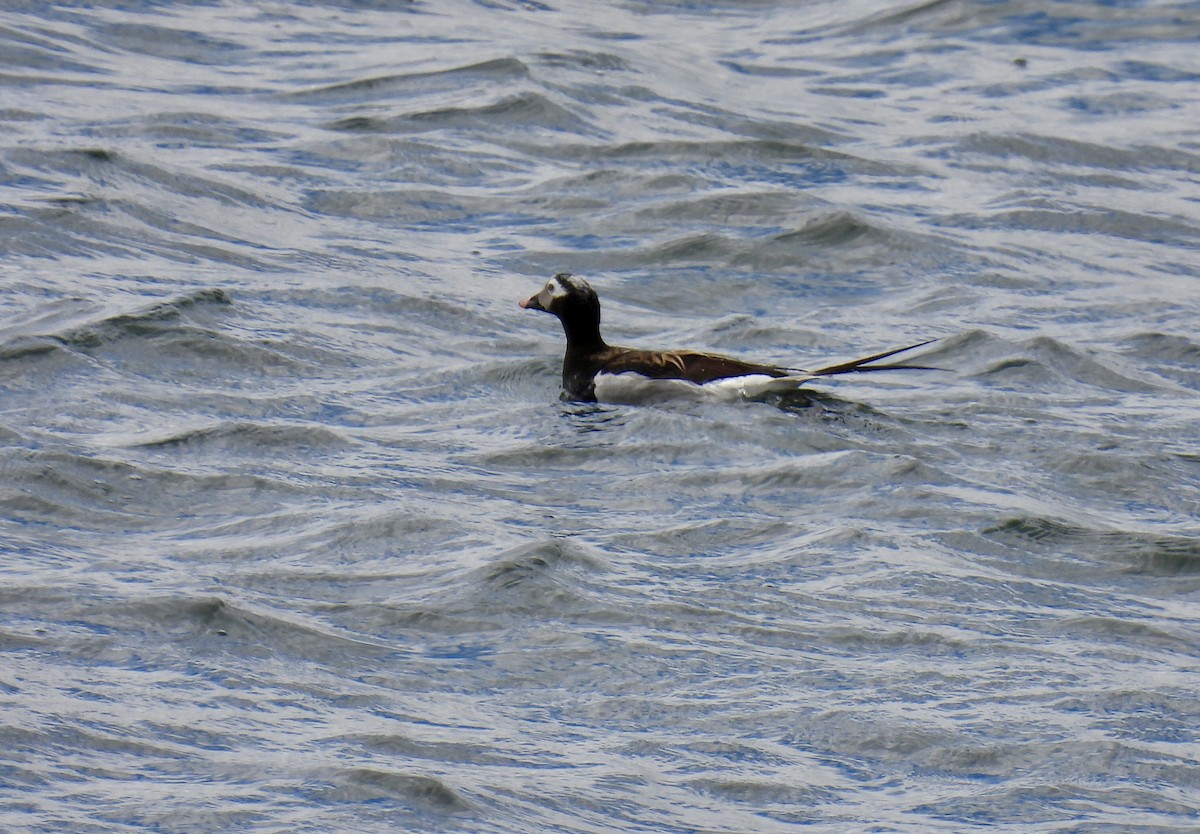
[520,272,935,404]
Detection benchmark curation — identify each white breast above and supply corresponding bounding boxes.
[592,371,815,404]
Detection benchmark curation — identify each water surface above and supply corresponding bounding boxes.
[2,1,1198,832]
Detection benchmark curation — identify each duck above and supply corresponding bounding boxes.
[520,272,935,404]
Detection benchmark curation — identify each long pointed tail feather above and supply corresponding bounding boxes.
[810,338,940,377]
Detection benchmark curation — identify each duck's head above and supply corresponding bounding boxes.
[519,272,598,316]
[520,273,604,348]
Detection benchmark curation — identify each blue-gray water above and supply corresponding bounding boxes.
[2,1,1199,832]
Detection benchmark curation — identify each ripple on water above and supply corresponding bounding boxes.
[2,0,1200,832]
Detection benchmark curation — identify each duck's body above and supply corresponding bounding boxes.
[520,273,932,404]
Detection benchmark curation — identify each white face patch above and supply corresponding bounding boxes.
[536,276,573,309]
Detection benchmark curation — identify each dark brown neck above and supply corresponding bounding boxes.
[560,313,605,353]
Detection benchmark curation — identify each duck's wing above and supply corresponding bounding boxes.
[598,347,790,384]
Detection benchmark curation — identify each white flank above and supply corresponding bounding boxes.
[592,372,816,404]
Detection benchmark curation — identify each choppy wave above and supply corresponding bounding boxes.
[2,0,1199,832]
